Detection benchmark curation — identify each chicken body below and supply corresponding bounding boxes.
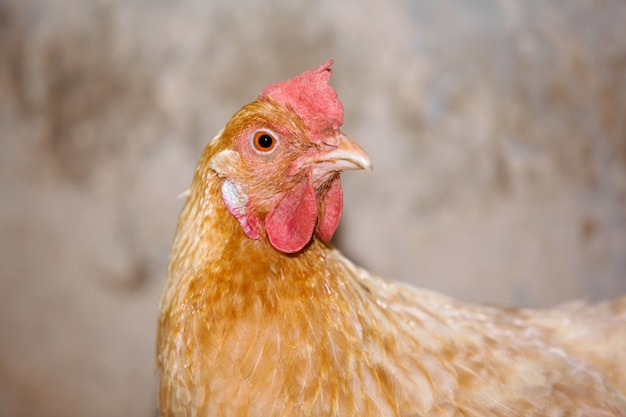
[157,62,626,416]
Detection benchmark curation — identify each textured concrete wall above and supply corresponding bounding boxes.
[0,0,624,415]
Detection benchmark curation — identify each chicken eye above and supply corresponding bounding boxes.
[252,131,278,153]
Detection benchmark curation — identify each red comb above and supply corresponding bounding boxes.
[259,60,343,141]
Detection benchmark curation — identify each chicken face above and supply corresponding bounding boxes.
[207,61,371,253]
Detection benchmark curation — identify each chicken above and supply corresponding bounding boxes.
[156,61,626,416]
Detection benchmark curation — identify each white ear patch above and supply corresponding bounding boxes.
[221,179,260,239]
[221,179,247,215]
[210,148,261,239]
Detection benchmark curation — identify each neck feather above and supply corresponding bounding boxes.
[162,160,350,317]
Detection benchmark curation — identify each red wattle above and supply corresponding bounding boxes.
[265,178,318,253]
[317,176,343,242]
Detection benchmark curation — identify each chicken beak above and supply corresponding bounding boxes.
[309,134,373,173]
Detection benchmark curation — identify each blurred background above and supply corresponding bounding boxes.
[0,0,625,415]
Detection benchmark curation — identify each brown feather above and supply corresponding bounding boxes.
[157,67,626,417]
